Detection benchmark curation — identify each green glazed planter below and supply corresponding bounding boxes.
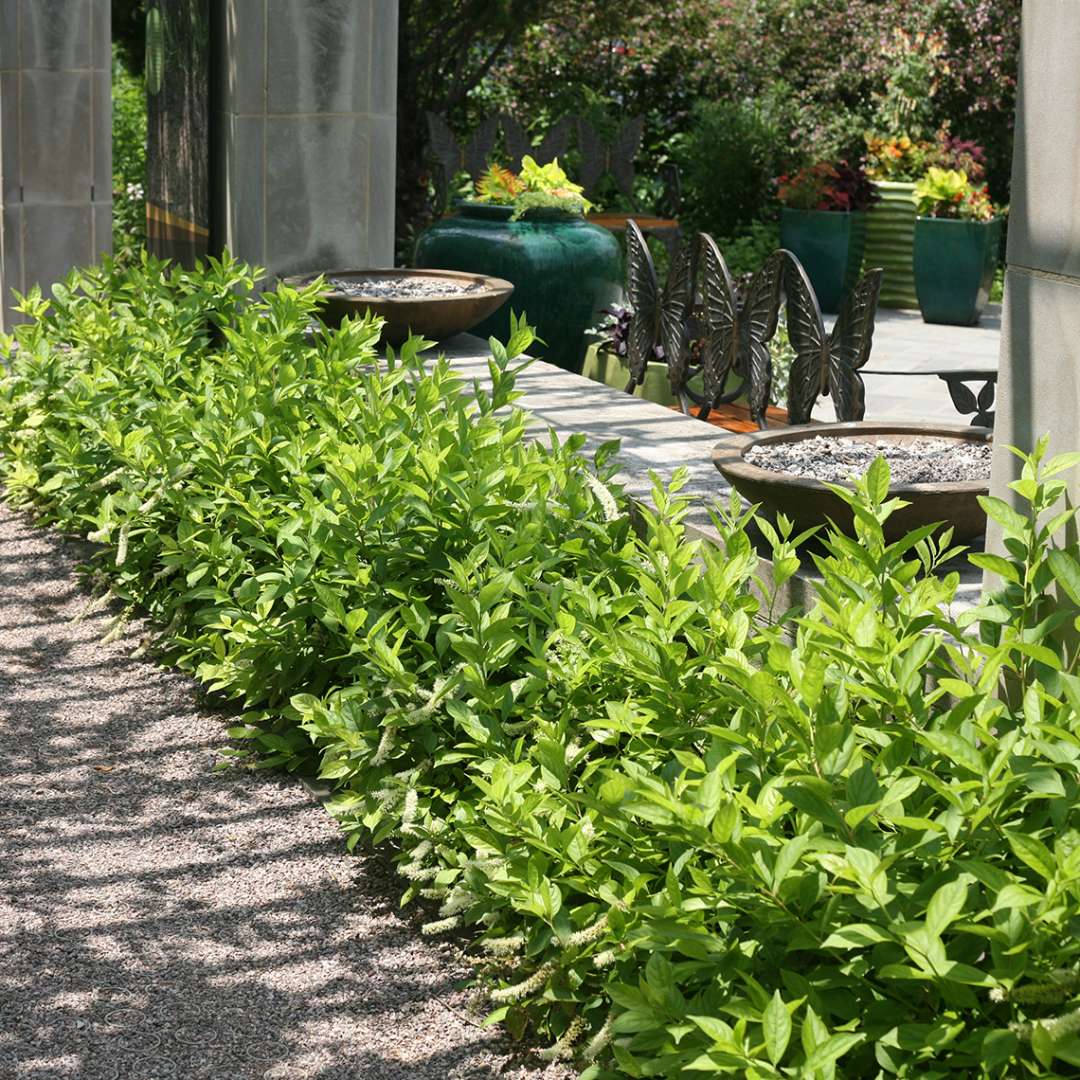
[779,208,867,314]
[414,203,623,373]
[913,216,1002,326]
[863,180,919,309]
[581,343,678,406]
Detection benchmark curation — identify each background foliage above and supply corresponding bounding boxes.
[411,0,1020,248]
[112,45,148,256]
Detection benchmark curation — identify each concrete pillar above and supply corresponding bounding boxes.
[211,0,398,280]
[989,0,1080,507]
[0,0,111,330]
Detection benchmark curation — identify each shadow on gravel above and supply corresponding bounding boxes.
[0,509,558,1080]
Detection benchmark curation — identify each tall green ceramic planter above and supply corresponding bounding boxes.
[414,203,623,373]
[779,208,867,314]
[913,216,1002,326]
[863,180,919,309]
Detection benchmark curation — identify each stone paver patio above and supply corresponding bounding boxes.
[814,304,1001,424]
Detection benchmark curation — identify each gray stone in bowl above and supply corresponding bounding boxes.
[283,268,513,344]
[712,421,993,542]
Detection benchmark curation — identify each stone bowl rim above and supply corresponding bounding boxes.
[282,267,515,307]
[712,421,994,496]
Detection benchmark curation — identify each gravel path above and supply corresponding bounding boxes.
[0,504,568,1080]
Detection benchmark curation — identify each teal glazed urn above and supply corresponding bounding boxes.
[780,208,867,314]
[414,203,623,373]
[913,216,1002,326]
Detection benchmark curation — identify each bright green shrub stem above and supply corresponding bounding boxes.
[2,255,1080,1078]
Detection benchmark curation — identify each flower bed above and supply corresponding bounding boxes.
[2,256,1080,1076]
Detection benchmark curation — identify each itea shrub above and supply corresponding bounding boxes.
[2,254,1080,1077]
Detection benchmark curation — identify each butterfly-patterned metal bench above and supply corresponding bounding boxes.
[622,219,884,430]
[425,112,682,258]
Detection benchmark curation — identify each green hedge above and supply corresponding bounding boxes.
[2,255,1080,1078]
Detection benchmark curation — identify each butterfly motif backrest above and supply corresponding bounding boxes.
[499,116,573,171]
[623,219,662,389]
[621,239,879,430]
[576,116,645,201]
[425,113,499,209]
[697,239,784,427]
[783,252,883,425]
[623,220,692,396]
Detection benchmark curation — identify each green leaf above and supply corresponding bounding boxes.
[1005,830,1057,881]
[822,923,892,949]
[968,552,1021,584]
[696,763,725,826]
[992,883,1045,910]
[803,1032,865,1071]
[925,879,968,936]
[762,990,791,1065]
[1032,1022,1056,1068]
[801,1006,828,1058]
[917,730,984,776]
[780,782,845,832]
[1048,548,1080,607]
[690,1014,736,1045]
[1041,451,1080,478]
[978,495,1029,538]
[865,455,890,504]
[980,1029,1019,1069]
[772,833,810,890]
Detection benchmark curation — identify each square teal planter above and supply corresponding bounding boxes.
[779,208,867,314]
[913,217,1002,326]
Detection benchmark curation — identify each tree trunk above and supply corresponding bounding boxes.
[145,0,209,267]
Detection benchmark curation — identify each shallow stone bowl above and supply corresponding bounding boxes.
[712,421,993,542]
[284,268,514,345]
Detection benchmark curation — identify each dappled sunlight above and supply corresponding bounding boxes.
[0,507,565,1080]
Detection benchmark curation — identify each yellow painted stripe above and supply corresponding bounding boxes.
[145,202,210,238]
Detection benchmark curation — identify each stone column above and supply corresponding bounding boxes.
[211,0,398,280]
[989,0,1080,508]
[0,0,111,330]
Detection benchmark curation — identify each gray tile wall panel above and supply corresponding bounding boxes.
[228,115,266,264]
[92,199,111,259]
[988,0,1080,538]
[220,0,266,116]
[90,0,109,70]
[216,0,397,278]
[0,0,110,330]
[1,205,23,324]
[91,67,110,198]
[20,69,92,203]
[1004,3,1080,280]
[21,0,91,71]
[369,0,396,118]
[264,114,369,274]
[23,203,92,292]
[266,0,370,116]
[0,1,18,73]
[1,72,18,203]
[367,115,395,265]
